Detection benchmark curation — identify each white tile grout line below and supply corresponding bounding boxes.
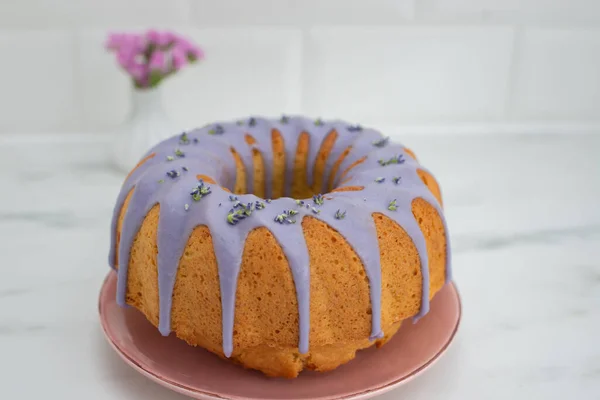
[1,121,599,147]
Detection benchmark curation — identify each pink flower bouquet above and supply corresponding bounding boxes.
[106,30,204,89]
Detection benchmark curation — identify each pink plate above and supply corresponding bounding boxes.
[99,272,461,400]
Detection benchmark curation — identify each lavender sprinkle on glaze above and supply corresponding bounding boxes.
[274,210,297,224]
[179,132,190,145]
[166,170,180,179]
[372,137,389,147]
[313,194,325,206]
[378,154,405,166]
[208,125,225,135]
[334,209,346,220]
[227,203,253,225]
[191,180,211,201]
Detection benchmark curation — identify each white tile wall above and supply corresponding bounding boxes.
[511,28,600,119]
[0,0,190,28]
[163,28,303,129]
[0,31,77,132]
[190,0,415,25]
[304,26,514,124]
[77,30,132,129]
[419,0,600,24]
[0,0,599,134]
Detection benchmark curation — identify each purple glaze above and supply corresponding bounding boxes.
[108,115,452,358]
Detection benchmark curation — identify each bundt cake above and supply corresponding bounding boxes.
[108,115,451,378]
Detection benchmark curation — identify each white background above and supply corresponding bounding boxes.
[0,0,599,134]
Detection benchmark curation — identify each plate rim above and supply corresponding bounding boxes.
[99,272,462,400]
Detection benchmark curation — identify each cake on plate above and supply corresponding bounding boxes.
[109,115,451,378]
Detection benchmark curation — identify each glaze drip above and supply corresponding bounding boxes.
[109,116,452,358]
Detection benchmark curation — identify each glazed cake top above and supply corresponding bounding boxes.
[109,115,451,357]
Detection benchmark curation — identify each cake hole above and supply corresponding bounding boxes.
[271,129,286,199]
[312,129,338,193]
[327,146,353,191]
[339,156,367,182]
[229,147,246,194]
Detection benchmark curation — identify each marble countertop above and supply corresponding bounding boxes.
[0,133,598,399]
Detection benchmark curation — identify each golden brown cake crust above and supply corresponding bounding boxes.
[115,139,447,378]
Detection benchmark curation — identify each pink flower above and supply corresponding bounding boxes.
[171,47,188,71]
[174,37,192,51]
[131,66,149,81]
[105,33,124,50]
[145,29,161,45]
[116,48,134,70]
[173,37,204,61]
[105,30,203,88]
[149,50,166,72]
[155,31,175,47]
[188,46,204,60]
[122,33,146,53]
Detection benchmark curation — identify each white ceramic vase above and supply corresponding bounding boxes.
[112,86,179,173]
